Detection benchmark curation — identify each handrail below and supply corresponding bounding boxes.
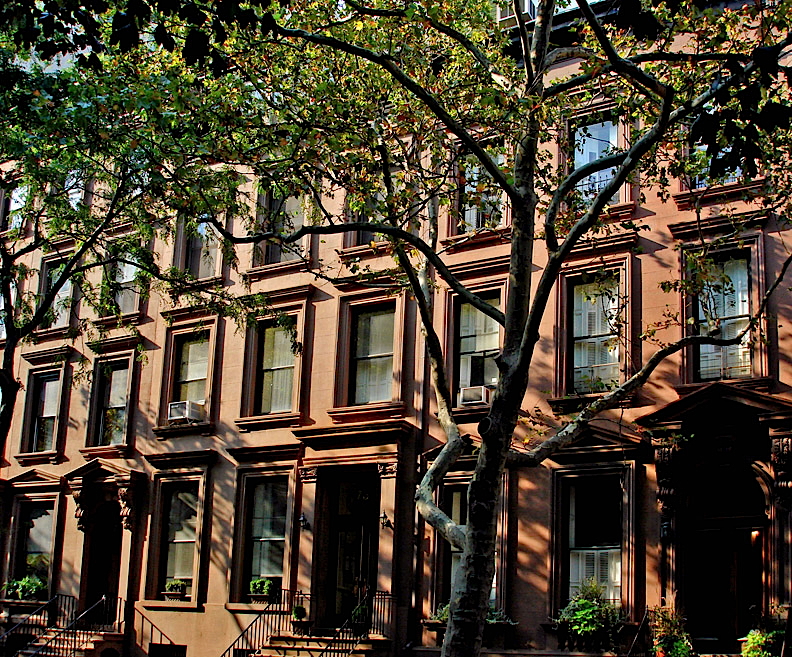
[315,594,373,657]
[218,589,312,657]
[0,594,77,655]
[26,596,124,657]
[133,609,175,651]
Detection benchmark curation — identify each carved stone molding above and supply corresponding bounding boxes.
[654,445,679,540]
[299,466,318,483]
[377,462,397,479]
[771,430,792,509]
[71,487,88,532]
[118,485,135,530]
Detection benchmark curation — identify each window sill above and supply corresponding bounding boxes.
[80,444,130,459]
[152,421,215,439]
[234,413,303,431]
[675,375,773,397]
[177,275,225,290]
[672,179,764,211]
[15,450,60,466]
[140,598,202,611]
[92,310,144,329]
[244,259,308,281]
[31,326,72,341]
[451,403,491,423]
[327,401,406,423]
[337,242,390,261]
[441,226,510,252]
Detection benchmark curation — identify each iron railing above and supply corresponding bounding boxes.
[315,595,373,657]
[132,608,175,653]
[26,596,124,657]
[219,589,312,657]
[370,591,394,638]
[0,594,77,657]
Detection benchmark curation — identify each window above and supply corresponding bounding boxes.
[690,145,741,190]
[244,479,288,594]
[173,333,209,406]
[90,360,130,447]
[350,307,394,404]
[26,372,60,453]
[254,193,304,266]
[64,171,88,208]
[39,260,72,330]
[695,258,751,381]
[184,223,219,280]
[498,0,537,20]
[457,296,500,400]
[573,121,619,203]
[571,278,620,393]
[13,501,55,591]
[458,155,503,234]
[255,323,295,415]
[0,185,26,232]
[567,476,622,603]
[106,258,139,315]
[160,483,199,598]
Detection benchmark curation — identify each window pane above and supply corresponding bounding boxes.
[574,121,618,202]
[186,224,218,279]
[572,280,620,393]
[354,355,393,404]
[458,298,500,389]
[175,335,209,403]
[18,503,54,583]
[248,480,288,582]
[164,485,199,594]
[352,308,394,404]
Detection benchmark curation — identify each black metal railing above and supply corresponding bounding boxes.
[0,594,77,657]
[316,592,377,657]
[370,591,394,638]
[26,596,124,657]
[219,589,312,657]
[133,609,175,653]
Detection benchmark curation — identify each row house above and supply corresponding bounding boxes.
[0,41,791,657]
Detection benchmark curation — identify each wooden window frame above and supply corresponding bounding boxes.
[18,367,67,465]
[173,220,223,283]
[85,354,136,455]
[37,257,74,335]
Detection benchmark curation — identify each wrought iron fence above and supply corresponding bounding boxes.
[219,589,312,657]
[133,608,176,653]
[0,594,77,657]
[26,596,124,657]
[371,591,394,638]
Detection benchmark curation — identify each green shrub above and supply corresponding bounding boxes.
[430,603,516,625]
[649,607,694,657]
[557,580,620,637]
[742,629,783,657]
[2,575,48,600]
[249,578,277,596]
[165,579,187,593]
[292,604,307,620]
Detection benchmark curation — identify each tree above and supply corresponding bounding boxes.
[3,3,792,657]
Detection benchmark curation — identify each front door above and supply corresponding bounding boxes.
[82,500,123,617]
[319,469,380,626]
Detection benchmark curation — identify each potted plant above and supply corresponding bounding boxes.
[249,578,279,603]
[291,604,312,636]
[350,604,370,635]
[649,607,694,657]
[483,607,518,649]
[555,579,622,652]
[163,579,188,601]
[2,575,47,601]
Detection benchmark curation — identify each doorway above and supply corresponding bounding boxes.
[317,468,380,626]
[82,500,123,617]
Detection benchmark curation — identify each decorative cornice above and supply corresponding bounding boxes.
[377,462,398,479]
[668,209,767,240]
[21,345,73,366]
[295,418,415,450]
[87,333,143,354]
[298,466,318,483]
[446,254,511,279]
[144,449,218,469]
[227,445,302,464]
[568,231,638,257]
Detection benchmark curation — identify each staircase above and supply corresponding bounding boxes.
[259,631,392,657]
[15,627,124,657]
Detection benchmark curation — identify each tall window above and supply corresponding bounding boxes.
[27,372,60,453]
[92,360,130,446]
[14,502,55,589]
[696,258,751,381]
[458,155,502,234]
[0,185,26,232]
[458,297,500,396]
[107,259,139,315]
[254,194,304,266]
[161,483,199,597]
[40,260,72,330]
[173,333,209,405]
[568,477,622,603]
[245,479,288,593]
[571,279,620,393]
[573,121,619,203]
[255,324,294,414]
[350,307,394,404]
[185,223,219,280]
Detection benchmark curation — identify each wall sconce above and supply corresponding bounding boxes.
[380,511,393,530]
[299,513,310,530]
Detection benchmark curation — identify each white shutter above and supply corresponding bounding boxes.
[569,548,621,603]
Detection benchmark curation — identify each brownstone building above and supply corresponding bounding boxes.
[0,46,791,657]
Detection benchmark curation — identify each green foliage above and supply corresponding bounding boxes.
[742,629,783,657]
[649,607,694,657]
[249,578,277,596]
[431,603,516,625]
[165,579,188,593]
[556,580,621,639]
[2,575,48,600]
[291,604,307,621]
[351,604,369,624]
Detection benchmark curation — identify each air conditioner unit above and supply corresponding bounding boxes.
[167,400,205,424]
[458,386,492,406]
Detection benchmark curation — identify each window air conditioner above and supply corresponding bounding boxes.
[167,400,205,424]
[458,386,492,406]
